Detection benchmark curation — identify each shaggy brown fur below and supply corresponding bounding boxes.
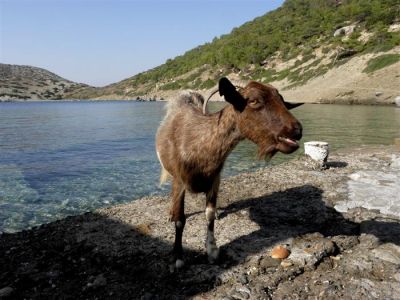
[156,78,302,268]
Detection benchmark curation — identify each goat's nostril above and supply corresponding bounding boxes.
[293,123,303,140]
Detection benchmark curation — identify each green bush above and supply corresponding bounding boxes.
[321,46,331,54]
[200,79,216,89]
[275,69,290,81]
[160,81,182,90]
[363,54,400,73]
[251,67,276,82]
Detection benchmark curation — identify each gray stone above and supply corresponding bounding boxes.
[239,274,248,284]
[289,235,336,270]
[230,286,251,300]
[288,248,313,267]
[91,274,107,288]
[236,286,251,295]
[259,256,280,269]
[0,287,14,298]
[230,291,249,300]
[358,233,380,249]
[331,235,359,252]
[348,278,400,299]
[141,292,155,300]
[372,244,400,265]
[46,270,61,279]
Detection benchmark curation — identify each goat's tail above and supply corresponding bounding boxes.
[166,91,205,116]
[159,166,171,186]
[156,150,171,186]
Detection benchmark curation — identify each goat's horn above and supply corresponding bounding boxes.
[203,87,219,115]
[202,82,245,115]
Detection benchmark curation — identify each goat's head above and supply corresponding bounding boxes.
[209,77,303,158]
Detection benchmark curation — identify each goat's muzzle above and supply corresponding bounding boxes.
[276,121,302,154]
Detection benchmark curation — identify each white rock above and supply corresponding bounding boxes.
[304,141,329,163]
[395,96,400,107]
[334,25,356,37]
[349,173,361,181]
[388,24,400,33]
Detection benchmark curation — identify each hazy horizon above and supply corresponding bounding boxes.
[0,0,284,87]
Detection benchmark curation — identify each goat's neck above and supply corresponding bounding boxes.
[206,105,243,162]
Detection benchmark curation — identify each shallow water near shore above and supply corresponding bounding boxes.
[1,101,399,232]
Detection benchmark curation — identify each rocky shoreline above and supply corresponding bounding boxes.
[1,97,399,107]
[1,95,398,106]
[1,145,400,299]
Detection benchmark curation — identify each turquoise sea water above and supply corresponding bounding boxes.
[1,101,399,232]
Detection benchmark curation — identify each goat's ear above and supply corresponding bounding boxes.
[284,102,304,110]
[219,77,246,112]
[279,93,304,110]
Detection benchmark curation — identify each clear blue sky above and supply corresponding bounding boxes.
[0,0,284,86]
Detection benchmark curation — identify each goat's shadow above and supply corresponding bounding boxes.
[217,185,400,265]
[1,184,400,299]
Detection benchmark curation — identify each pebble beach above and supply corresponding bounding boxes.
[1,145,400,299]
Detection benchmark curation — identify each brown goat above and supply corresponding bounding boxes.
[156,77,302,269]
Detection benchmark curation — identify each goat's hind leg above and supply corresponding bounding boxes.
[169,180,186,270]
[205,178,220,263]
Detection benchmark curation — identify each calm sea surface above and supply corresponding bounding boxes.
[1,101,399,232]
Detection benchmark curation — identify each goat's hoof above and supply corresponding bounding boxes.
[207,245,220,264]
[175,259,185,269]
[169,259,185,272]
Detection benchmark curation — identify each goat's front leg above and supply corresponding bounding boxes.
[205,177,220,263]
[169,180,186,269]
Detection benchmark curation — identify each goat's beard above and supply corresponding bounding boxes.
[257,144,277,161]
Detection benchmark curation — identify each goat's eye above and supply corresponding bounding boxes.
[248,99,262,108]
[248,99,258,105]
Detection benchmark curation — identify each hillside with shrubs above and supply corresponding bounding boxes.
[65,0,399,103]
[2,0,399,103]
